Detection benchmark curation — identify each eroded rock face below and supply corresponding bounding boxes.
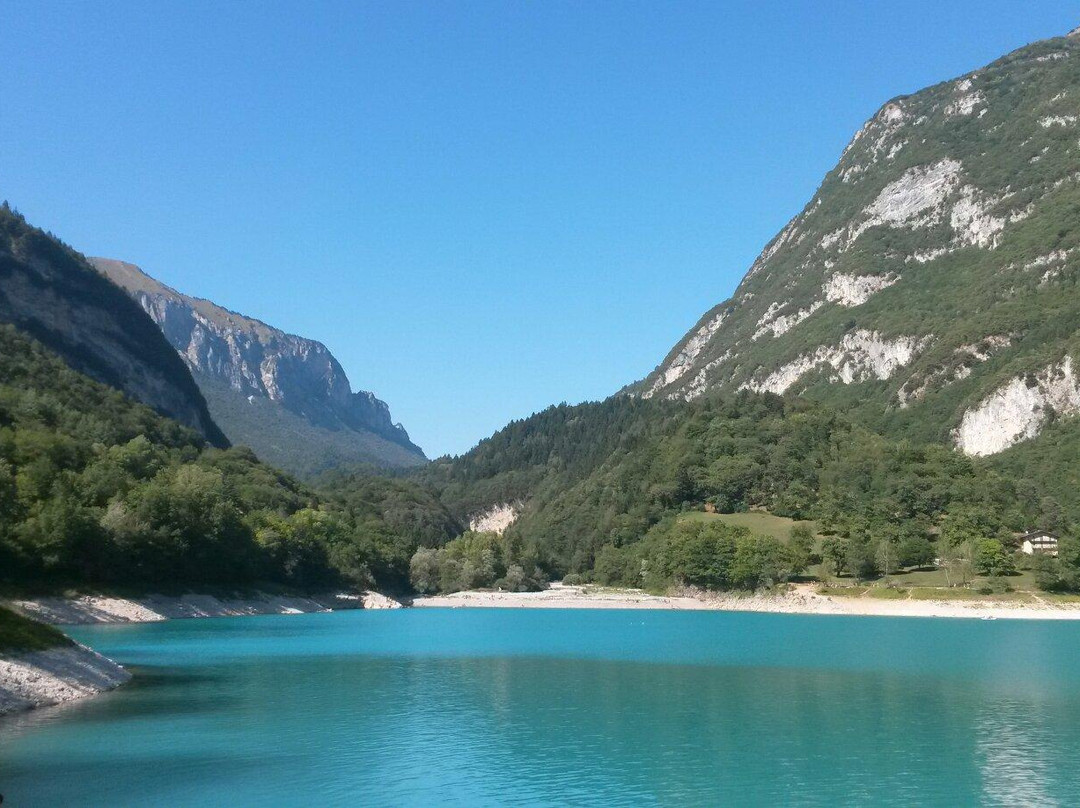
[637,30,1080,451]
[822,273,898,307]
[92,258,426,472]
[741,330,930,395]
[468,503,520,535]
[955,357,1080,456]
[644,311,728,396]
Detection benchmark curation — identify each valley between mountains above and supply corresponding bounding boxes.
[5,24,1080,714]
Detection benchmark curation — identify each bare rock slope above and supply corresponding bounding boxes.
[92,258,426,476]
[0,644,130,716]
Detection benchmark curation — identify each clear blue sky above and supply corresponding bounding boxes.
[1,2,1076,456]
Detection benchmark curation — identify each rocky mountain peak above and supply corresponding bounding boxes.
[639,29,1080,457]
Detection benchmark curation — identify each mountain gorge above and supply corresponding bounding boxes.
[4,26,1080,600]
[92,259,427,477]
[639,30,1080,461]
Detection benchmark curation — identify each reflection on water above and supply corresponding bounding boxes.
[976,698,1061,808]
[3,609,1080,807]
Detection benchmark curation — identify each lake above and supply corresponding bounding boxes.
[2,608,1080,806]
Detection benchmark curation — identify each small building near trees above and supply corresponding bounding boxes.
[1018,530,1059,556]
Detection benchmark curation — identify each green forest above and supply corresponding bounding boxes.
[0,325,458,593]
[3,319,1079,600]
[414,393,1080,595]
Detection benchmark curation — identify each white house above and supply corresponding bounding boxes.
[1019,531,1059,556]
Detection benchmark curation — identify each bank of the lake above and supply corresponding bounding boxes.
[10,590,403,626]
[0,591,402,715]
[0,643,131,716]
[0,607,130,716]
[412,582,1080,620]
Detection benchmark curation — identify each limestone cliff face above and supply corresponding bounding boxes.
[0,207,227,446]
[638,29,1080,456]
[92,258,426,475]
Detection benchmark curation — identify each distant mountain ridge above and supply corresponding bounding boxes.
[0,205,227,446]
[92,258,426,477]
[637,29,1080,459]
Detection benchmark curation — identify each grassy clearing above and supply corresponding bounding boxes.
[1041,592,1080,604]
[679,511,816,542]
[904,587,1039,602]
[816,586,869,598]
[0,605,71,653]
[817,584,1043,603]
[865,587,908,600]
[887,568,951,587]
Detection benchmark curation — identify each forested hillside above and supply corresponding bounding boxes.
[417,392,1080,593]
[0,326,457,592]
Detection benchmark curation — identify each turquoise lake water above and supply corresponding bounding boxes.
[2,609,1080,806]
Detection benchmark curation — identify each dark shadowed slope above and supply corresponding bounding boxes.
[0,205,226,446]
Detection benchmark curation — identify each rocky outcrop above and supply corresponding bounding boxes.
[468,503,520,535]
[741,330,930,395]
[0,206,226,445]
[644,310,729,396]
[92,258,426,475]
[0,644,130,716]
[955,357,1080,456]
[822,272,898,307]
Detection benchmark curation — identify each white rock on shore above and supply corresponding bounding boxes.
[13,591,402,626]
[0,644,131,716]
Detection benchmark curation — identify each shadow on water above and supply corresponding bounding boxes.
[0,664,237,742]
[1,748,303,808]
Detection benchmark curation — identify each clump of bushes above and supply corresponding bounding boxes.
[409,531,545,595]
[588,519,809,592]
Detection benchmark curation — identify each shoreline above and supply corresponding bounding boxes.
[9,590,403,626]
[5,582,1078,716]
[411,582,1080,620]
[9,583,1080,627]
[0,643,131,716]
[0,590,401,716]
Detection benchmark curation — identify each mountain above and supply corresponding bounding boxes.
[408,28,1080,593]
[638,29,1080,461]
[91,258,427,477]
[0,205,227,445]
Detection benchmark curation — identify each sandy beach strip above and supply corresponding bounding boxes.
[411,583,1080,620]
[10,584,1080,625]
